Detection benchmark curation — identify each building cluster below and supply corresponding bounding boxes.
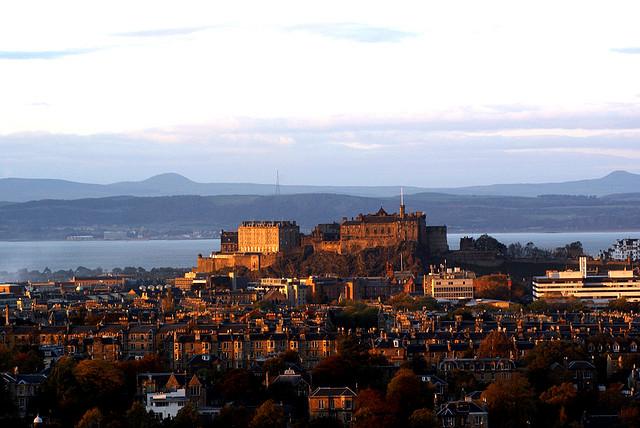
[603,238,640,261]
[196,198,449,272]
[5,282,640,426]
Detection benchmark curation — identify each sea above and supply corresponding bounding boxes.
[0,232,639,272]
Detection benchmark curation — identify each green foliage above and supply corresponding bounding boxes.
[331,303,379,329]
[388,294,439,311]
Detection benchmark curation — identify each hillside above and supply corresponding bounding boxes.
[1,170,640,202]
[1,192,640,240]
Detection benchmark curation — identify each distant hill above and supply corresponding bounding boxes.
[1,192,640,240]
[426,171,640,197]
[0,173,427,202]
[1,171,639,202]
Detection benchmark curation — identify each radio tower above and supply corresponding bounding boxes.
[275,170,281,196]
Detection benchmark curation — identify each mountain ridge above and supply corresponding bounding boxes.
[0,171,639,202]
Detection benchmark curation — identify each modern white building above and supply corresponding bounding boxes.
[424,267,475,301]
[146,388,188,419]
[533,257,640,303]
[607,238,640,261]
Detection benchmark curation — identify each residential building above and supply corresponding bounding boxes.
[258,278,308,306]
[1,372,47,418]
[606,238,640,261]
[436,400,489,428]
[309,387,356,426]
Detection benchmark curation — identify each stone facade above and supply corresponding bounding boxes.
[238,220,300,254]
[339,206,427,254]
[220,230,238,253]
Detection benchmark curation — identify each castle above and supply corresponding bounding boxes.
[305,192,448,256]
[196,192,448,272]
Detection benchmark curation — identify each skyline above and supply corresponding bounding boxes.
[2,1,640,186]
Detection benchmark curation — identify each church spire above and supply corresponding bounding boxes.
[399,187,406,218]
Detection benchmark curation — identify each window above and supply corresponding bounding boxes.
[318,400,325,409]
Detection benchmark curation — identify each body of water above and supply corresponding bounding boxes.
[0,239,221,272]
[0,232,639,272]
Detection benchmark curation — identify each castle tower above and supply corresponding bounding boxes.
[399,187,406,218]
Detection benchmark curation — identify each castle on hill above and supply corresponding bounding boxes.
[197,192,449,272]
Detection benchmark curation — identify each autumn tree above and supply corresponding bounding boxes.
[408,408,438,428]
[218,368,264,404]
[353,388,396,428]
[75,407,103,428]
[73,359,126,412]
[539,382,577,425]
[525,340,586,391]
[386,368,433,422]
[477,331,514,358]
[482,373,537,428]
[249,400,286,428]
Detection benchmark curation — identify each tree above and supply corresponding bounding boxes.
[172,402,201,428]
[408,408,438,428]
[311,355,354,387]
[525,341,587,391]
[386,368,431,420]
[477,331,514,358]
[76,407,103,428]
[482,374,536,428]
[125,401,159,428]
[249,400,286,428]
[212,405,252,428]
[539,382,577,425]
[353,388,396,428]
[263,350,300,378]
[73,359,126,412]
[474,234,507,255]
[218,369,263,404]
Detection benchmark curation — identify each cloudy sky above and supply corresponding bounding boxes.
[1,0,640,187]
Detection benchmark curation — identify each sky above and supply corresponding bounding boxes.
[1,0,640,187]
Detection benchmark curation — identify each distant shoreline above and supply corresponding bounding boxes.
[2,230,640,243]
